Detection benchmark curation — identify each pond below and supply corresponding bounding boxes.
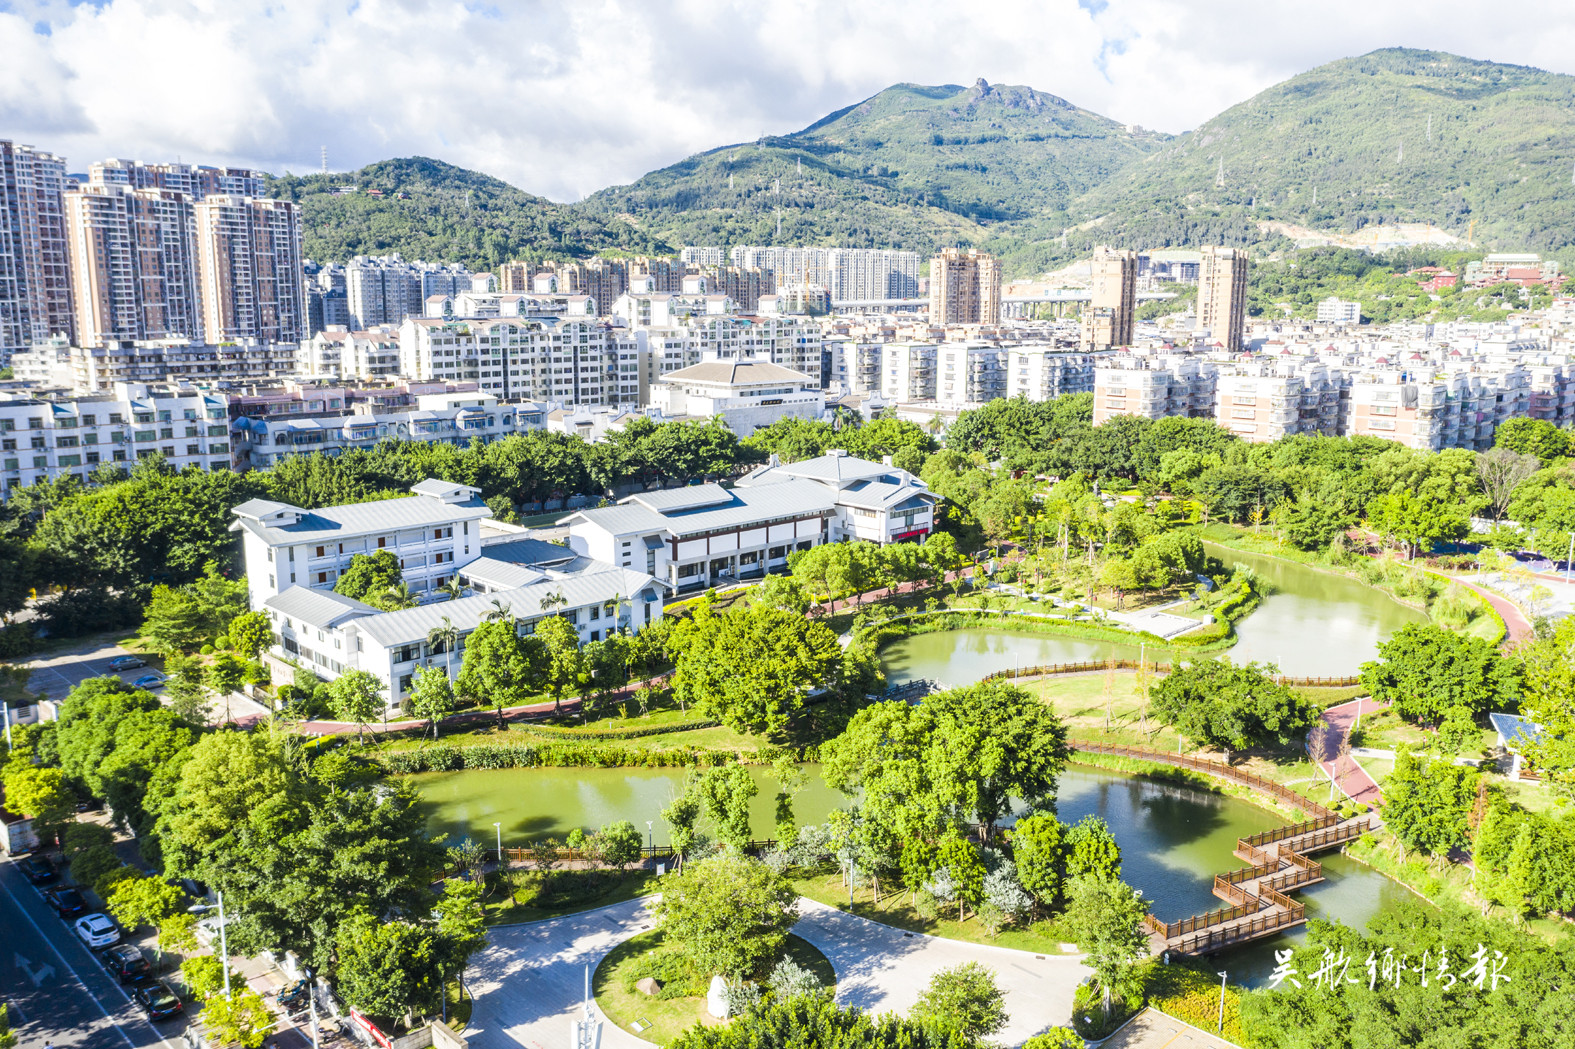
[879,626,1143,688]
[1205,543,1428,677]
[412,762,1407,986]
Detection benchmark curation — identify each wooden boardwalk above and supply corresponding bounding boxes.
[1067,740,1372,956]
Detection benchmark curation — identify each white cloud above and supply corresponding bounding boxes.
[2,0,1574,200]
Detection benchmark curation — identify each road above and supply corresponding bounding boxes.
[0,858,182,1049]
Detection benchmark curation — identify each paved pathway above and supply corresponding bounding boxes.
[465,898,657,1049]
[1316,697,1385,808]
[1452,575,1534,646]
[793,899,1089,1046]
[463,896,1090,1049]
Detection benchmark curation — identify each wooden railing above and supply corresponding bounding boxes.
[1069,740,1339,821]
[985,661,1359,688]
[1167,906,1311,955]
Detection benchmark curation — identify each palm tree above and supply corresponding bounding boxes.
[376,582,418,610]
[426,615,461,737]
[605,592,627,630]
[436,576,466,602]
[539,589,568,616]
[481,599,513,623]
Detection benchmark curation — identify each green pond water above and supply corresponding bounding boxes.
[413,762,1409,986]
[1205,543,1429,677]
[878,543,1428,686]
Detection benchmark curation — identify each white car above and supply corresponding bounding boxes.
[73,913,121,949]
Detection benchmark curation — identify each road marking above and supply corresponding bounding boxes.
[14,951,57,986]
[0,870,138,1049]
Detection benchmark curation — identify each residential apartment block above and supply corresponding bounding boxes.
[0,382,230,497]
[936,343,1006,407]
[10,334,299,393]
[195,196,306,344]
[929,248,1002,325]
[398,315,635,407]
[0,142,73,360]
[1082,246,1137,351]
[1198,246,1249,352]
[1007,348,1106,401]
[726,246,920,302]
[65,183,204,345]
[87,158,266,200]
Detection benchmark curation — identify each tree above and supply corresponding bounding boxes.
[408,665,456,740]
[1010,810,1067,909]
[1518,617,1575,794]
[668,996,973,1049]
[768,955,828,1003]
[334,550,404,603]
[139,585,211,654]
[199,990,276,1049]
[1382,749,1478,858]
[596,820,644,870]
[1476,447,1541,521]
[1359,623,1520,724]
[668,603,847,737]
[693,765,758,851]
[334,910,442,1020]
[328,670,385,741]
[1063,875,1150,1017]
[1065,816,1122,881]
[1151,660,1319,760]
[54,676,160,797]
[911,962,1008,1041]
[1365,489,1469,558]
[3,766,73,843]
[457,617,547,727]
[752,574,812,614]
[207,652,246,724]
[164,656,210,725]
[106,874,186,931]
[227,609,272,660]
[1495,417,1572,463]
[980,859,1032,935]
[537,615,589,716]
[1024,1029,1085,1049]
[662,791,702,868]
[432,878,488,978]
[653,853,797,979]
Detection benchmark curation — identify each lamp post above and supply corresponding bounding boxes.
[645,820,653,857]
[188,892,230,998]
[1217,970,1228,1033]
[493,821,503,866]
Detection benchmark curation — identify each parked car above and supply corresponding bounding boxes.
[73,913,120,949]
[108,655,146,671]
[166,876,208,900]
[129,673,165,690]
[131,979,183,1021]
[45,887,88,918]
[19,855,57,885]
[99,944,151,984]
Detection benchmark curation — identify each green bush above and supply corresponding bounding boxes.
[380,741,741,774]
[511,719,719,741]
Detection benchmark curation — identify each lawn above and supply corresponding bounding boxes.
[479,866,662,926]
[594,930,833,1045]
[790,869,1080,957]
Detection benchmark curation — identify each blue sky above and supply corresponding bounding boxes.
[3,0,1575,201]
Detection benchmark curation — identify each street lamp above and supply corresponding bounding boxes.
[1217,970,1228,1033]
[188,891,230,999]
[645,820,653,857]
[493,821,503,866]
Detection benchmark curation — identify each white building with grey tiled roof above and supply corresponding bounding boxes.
[233,481,665,711]
[564,450,939,593]
[651,356,825,436]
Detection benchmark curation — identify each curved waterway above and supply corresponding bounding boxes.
[413,762,1405,986]
[1202,543,1427,676]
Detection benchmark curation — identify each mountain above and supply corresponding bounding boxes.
[1068,48,1575,257]
[264,157,671,268]
[576,80,1166,256]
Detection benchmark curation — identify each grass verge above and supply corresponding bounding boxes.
[594,930,832,1045]
[481,866,662,926]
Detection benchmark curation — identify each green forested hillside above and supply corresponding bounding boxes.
[576,79,1165,257]
[272,50,1575,277]
[1072,48,1575,256]
[264,157,670,268]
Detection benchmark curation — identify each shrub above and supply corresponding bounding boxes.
[68,845,122,891]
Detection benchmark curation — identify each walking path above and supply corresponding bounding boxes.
[463,896,1090,1049]
[1452,575,1534,645]
[1315,697,1386,808]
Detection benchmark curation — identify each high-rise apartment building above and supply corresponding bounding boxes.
[1,142,74,360]
[1198,246,1249,352]
[88,158,266,200]
[929,248,1001,325]
[345,256,427,328]
[1082,246,1136,351]
[195,196,306,344]
[65,184,203,345]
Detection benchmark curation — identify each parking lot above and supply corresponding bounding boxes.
[17,635,152,702]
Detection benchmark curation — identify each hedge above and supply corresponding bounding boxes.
[380,741,745,774]
[509,718,719,741]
